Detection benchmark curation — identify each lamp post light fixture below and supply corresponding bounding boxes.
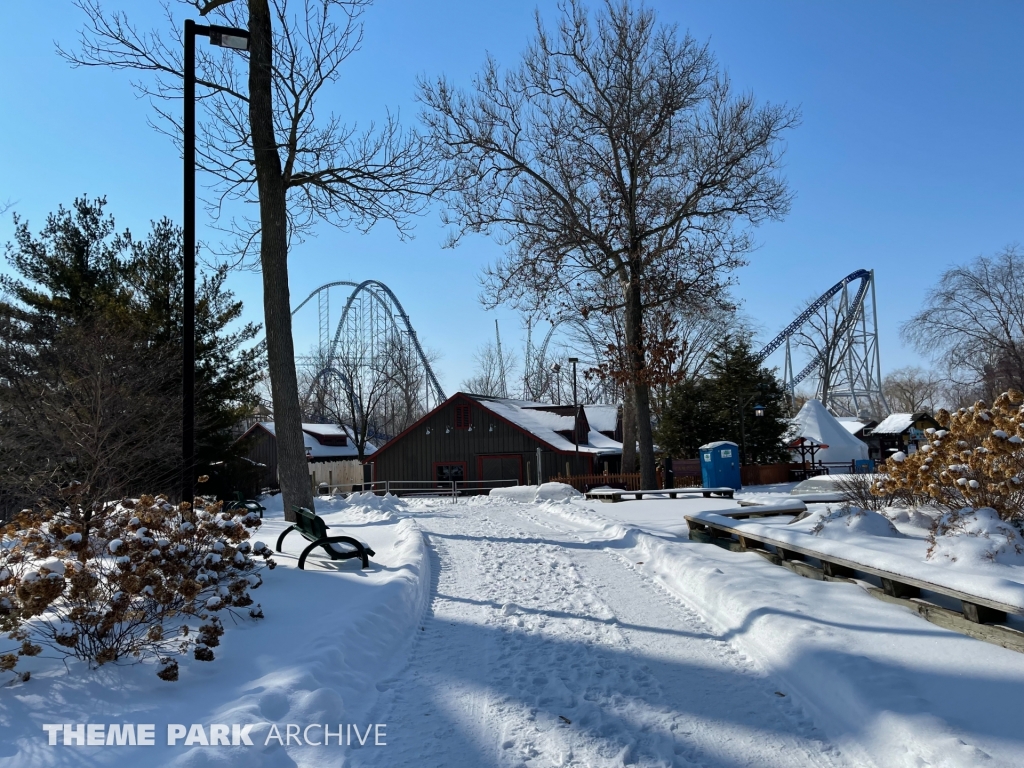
[182,20,250,506]
[550,362,562,405]
[737,390,767,466]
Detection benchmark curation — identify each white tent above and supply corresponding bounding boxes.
[790,399,869,464]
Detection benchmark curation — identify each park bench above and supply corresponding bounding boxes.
[224,491,265,519]
[685,511,1024,653]
[275,506,375,570]
[585,487,735,502]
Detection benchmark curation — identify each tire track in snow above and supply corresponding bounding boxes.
[350,500,853,768]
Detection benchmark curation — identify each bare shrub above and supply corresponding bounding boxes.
[834,474,910,512]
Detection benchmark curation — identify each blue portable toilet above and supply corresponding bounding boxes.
[699,441,742,490]
[854,459,874,474]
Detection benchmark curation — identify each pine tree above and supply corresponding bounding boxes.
[656,338,790,463]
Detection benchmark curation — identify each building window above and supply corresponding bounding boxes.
[455,405,472,430]
[435,463,466,483]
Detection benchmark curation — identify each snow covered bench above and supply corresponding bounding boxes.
[276,507,375,570]
[224,492,265,519]
[585,487,735,502]
[719,499,807,518]
[685,511,1024,649]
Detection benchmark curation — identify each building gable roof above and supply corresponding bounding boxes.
[237,422,373,459]
[367,392,622,462]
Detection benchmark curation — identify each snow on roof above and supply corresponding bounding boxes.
[700,441,739,450]
[872,413,917,435]
[255,422,374,459]
[790,399,869,464]
[837,419,867,435]
[469,396,622,455]
[584,403,619,433]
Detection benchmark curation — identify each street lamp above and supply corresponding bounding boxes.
[182,20,250,506]
[550,362,561,405]
[737,390,766,466]
[567,357,580,456]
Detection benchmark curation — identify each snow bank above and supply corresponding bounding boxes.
[259,490,407,521]
[490,482,582,504]
[928,507,1024,567]
[882,506,935,529]
[798,505,902,539]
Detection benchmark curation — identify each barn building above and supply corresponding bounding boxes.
[237,422,374,492]
[367,393,623,488]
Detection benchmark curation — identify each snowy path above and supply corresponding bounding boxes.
[351,501,853,768]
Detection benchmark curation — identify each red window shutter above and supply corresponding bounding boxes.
[455,405,471,429]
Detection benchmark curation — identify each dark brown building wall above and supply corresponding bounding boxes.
[371,396,595,484]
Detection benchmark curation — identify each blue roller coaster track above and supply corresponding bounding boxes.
[754,269,886,415]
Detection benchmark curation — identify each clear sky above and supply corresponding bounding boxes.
[1,1,1022,395]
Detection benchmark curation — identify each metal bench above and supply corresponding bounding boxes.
[224,491,265,519]
[585,487,735,502]
[276,507,375,570]
[684,512,1024,652]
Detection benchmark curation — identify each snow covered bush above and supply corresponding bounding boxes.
[926,507,1024,567]
[808,506,901,539]
[873,390,1024,522]
[0,492,275,681]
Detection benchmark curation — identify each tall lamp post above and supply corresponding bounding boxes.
[182,21,250,505]
[568,357,580,456]
[737,391,766,466]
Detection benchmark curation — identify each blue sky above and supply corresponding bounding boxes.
[1,1,1022,395]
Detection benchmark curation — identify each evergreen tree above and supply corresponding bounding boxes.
[0,196,260,512]
[657,338,791,464]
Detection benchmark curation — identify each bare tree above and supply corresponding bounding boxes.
[419,0,796,488]
[462,340,519,398]
[881,366,941,413]
[902,245,1024,404]
[789,292,849,406]
[61,0,437,519]
[301,334,435,460]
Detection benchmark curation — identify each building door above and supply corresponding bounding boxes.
[479,454,523,484]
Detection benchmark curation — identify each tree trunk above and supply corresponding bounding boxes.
[621,387,636,473]
[248,0,314,521]
[623,272,656,489]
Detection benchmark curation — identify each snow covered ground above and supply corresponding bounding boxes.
[0,494,429,767]
[6,486,1024,767]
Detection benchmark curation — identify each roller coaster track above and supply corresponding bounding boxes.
[254,279,446,414]
[754,269,887,416]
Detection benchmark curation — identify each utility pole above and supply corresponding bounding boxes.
[569,357,579,457]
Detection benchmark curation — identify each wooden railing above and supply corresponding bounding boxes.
[553,473,641,492]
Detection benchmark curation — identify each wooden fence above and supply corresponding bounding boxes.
[553,473,641,492]
[740,463,803,486]
[557,462,804,493]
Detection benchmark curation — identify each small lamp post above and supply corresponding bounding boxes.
[737,391,766,466]
[182,20,250,506]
